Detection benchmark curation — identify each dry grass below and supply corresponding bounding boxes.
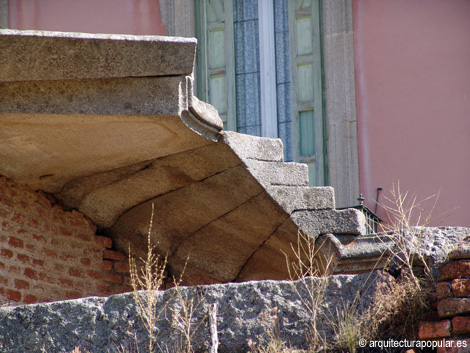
[128,203,168,353]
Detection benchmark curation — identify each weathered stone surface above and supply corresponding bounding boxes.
[0,272,393,353]
[58,143,241,228]
[316,233,393,274]
[244,160,309,187]
[291,208,366,239]
[0,113,212,193]
[0,29,196,81]
[222,131,284,162]
[0,76,184,116]
[414,227,470,266]
[266,185,335,213]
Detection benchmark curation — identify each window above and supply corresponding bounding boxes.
[196,0,325,186]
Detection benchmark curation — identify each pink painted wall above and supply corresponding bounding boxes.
[353,0,470,227]
[8,0,164,35]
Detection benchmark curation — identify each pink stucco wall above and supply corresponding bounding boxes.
[8,0,164,35]
[353,0,470,227]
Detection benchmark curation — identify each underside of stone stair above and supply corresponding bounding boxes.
[0,29,378,285]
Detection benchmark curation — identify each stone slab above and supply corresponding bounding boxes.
[0,76,183,116]
[60,143,240,228]
[108,164,265,264]
[0,113,211,193]
[173,192,289,282]
[0,272,393,353]
[221,131,284,162]
[291,208,366,239]
[0,29,196,81]
[266,185,335,213]
[244,160,309,187]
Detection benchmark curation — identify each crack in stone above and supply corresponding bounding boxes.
[168,189,266,258]
[232,214,291,282]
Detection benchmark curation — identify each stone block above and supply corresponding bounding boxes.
[438,298,470,318]
[244,160,308,187]
[266,186,335,213]
[291,208,366,239]
[0,29,196,81]
[418,320,451,340]
[0,76,183,116]
[452,279,470,298]
[439,260,470,281]
[222,131,284,162]
[315,233,393,274]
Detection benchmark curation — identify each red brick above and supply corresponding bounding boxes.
[114,285,133,294]
[418,320,451,339]
[80,257,92,266]
[76,232,93,242]
[69,267,84,278]
[64,291,81,300]
[0,261,4,270]
[94,235,112,249]
[438,298,470,318]
[439,260,470,281]
[8,265,20,274]
[6,289,21,302]
[14,279,30,290]
[452,316,470,335]
[26,218,39,229]
[101,260,113,271]
[57,277,74,288]
[452,279,470,297]
[0,274,8,285]
[16,253,30,264]
[32,233,46,243]
[24,267,38,280]
[437,282,452,299]
[41,247,58,259]
[113,262,130,273]
[86,270,103,281]
[103,249,126,261]
[25,243,35,253]
[0,248,13,259]
[38,272,56,285]
[58,226,73,237]
[23,294,38,304]
[105,273,123,284]
[96,283,113,296]
[32,258,45,268]
[11,212,24,225]
[8,236,24,249]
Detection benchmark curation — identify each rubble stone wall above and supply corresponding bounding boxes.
[0,177,131,305]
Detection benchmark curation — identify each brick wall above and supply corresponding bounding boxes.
[0,177,131,305]
[418,246,470,353]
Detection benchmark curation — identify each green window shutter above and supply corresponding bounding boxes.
[196,0,236,131]
[288,0,325,186]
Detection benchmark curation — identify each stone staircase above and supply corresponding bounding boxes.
[0,29,382,285]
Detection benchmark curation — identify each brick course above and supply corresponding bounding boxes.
[420,244,470,348]
[0,177,131,305]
